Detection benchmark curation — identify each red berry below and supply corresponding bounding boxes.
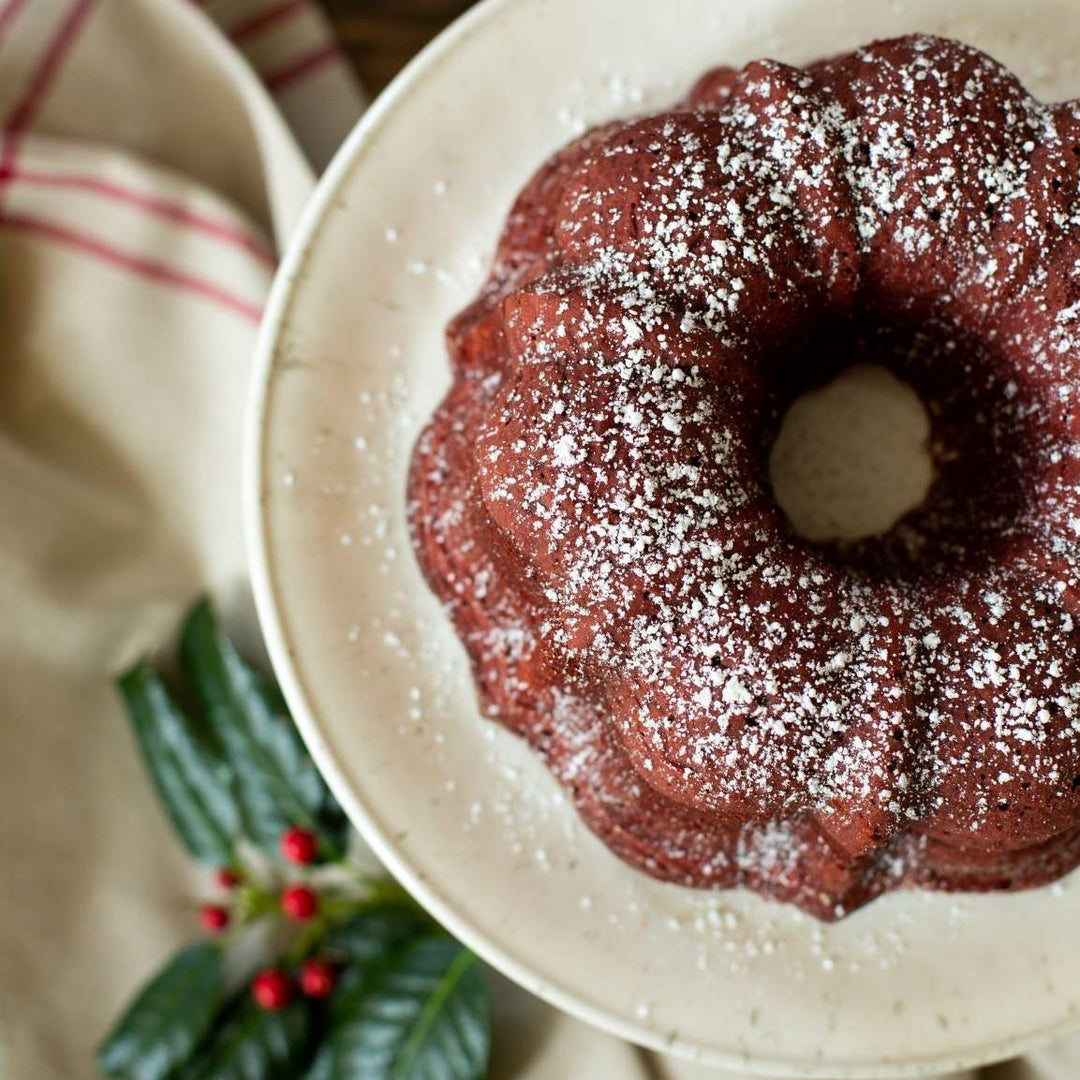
[300,958,337,999]
[252,968,293,1011]
[281,884,319,921]
[200,905,230,933]
[214,868,241,890]
[280,827,319,865]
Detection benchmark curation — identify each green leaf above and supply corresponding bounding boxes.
[309,936,489,1080]
[324,905,436,968]
[179,599,347,859]
[179,994,311,1080]
[117,663,240,866]
[98,943,223,1080]
[313,903,438,1067]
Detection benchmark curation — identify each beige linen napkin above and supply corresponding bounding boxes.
[0,2,1068,1078]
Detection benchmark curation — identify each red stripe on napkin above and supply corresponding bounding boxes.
[6,0,98,135]
[228,0,311,44]
[263,42,339,93]
[9,166,277,266]
[0,210,265,323]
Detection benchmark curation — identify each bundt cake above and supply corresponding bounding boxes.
[407,34,1080,919]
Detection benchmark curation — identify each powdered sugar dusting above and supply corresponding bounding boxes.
[408,34,1080,919]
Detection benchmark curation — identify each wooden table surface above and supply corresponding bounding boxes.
[324,0,476,95]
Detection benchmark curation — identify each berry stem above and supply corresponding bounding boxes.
[286,918,328,967]
[235,884,280,926]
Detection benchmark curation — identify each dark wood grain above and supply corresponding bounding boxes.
[324,0,475,94]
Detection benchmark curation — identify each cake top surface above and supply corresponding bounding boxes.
[464,34,1080,846]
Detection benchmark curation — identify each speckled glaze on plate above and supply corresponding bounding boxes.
[246,0,1080,1074]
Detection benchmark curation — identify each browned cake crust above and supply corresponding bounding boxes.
[408,35,1080,919]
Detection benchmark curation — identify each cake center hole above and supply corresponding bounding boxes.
[769,365,934,543]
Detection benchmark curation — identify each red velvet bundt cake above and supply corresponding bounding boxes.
[407,34,1080,919]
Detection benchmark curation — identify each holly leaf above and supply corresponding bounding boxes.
[179,599,347,859]
[324,905,436,968]
[308,936,489,1080]
[312,902,439,1073]
[179,994,312,1079]
[117,663,240,866]
[98,943,223,1080]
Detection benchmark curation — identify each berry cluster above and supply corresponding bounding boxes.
[252,958,336,1011]
[198,826,338,1010]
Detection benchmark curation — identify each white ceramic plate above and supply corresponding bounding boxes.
[246,0,1080,1074]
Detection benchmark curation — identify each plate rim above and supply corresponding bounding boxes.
[244,1,1080,1074]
